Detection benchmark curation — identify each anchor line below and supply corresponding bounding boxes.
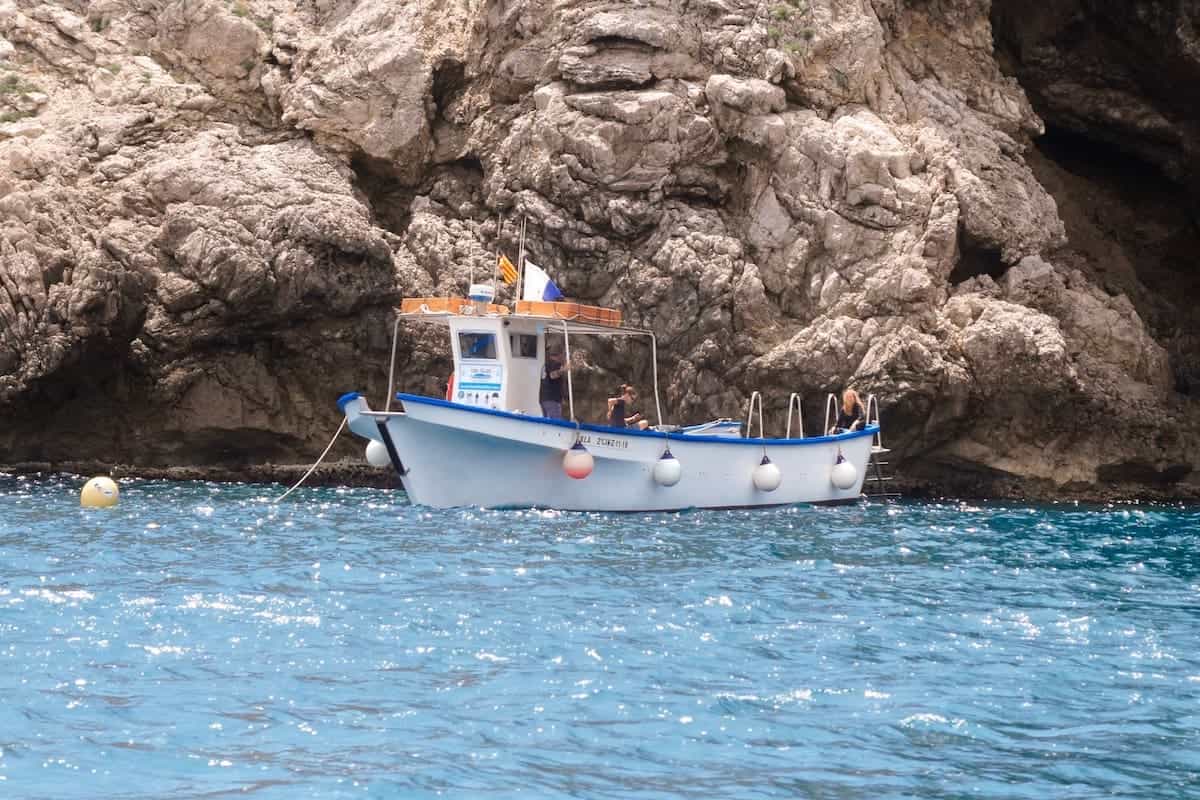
[273,417,347,503]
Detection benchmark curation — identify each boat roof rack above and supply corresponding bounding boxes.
[396,298,651,337]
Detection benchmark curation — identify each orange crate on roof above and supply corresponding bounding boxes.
[578,305,622,326]
[400,297,509,316]
[515,301,622,327]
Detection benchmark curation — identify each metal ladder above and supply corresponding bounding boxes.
[864,394,899,499]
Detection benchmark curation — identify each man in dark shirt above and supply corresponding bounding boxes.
[539,347,568,419]
[607,384,649,429]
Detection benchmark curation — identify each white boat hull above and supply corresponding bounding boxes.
[341,393,877,511]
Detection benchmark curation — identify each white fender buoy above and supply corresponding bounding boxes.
[831,453,858,490]
[653,450,682,487]
[752,455,782,492]
[80,476,119,508]
[365,439,391,468]
[563,441,594,480]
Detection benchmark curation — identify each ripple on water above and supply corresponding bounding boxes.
[1,475,1199,798]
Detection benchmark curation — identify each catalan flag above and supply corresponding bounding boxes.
[498,254,518,284]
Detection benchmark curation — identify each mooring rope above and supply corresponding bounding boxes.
[273,417,347,503]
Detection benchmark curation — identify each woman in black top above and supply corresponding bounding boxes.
[607,384,649,429]
[830,388,865,433]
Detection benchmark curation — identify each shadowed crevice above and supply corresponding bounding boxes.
[949,239,1007,285]
[350,153,417,237]
[431,58,467,121]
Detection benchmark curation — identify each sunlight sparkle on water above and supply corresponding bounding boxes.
[0,475,1198,799]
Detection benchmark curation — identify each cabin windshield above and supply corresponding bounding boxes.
[459,332,497,359]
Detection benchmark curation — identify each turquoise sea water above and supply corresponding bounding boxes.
[1,475,1198,799]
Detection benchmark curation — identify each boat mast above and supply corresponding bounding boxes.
[516,216,527,302]
[490,214,502,293]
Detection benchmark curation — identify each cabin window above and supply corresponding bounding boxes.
[510,334,538,358]
[459,332,497,360]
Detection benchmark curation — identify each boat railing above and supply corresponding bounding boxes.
[866,393,884,452]
[823,393,839,437]
[785,393,805,439]
[745,391,766,439]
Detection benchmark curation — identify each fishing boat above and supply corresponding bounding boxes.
[336,284,882,511]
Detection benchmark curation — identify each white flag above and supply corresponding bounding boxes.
[521,261,565,302]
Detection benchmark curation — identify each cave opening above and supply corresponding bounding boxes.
[1036,124,1180,197]
[988,1,1200,397]
[1030,124,1200,395]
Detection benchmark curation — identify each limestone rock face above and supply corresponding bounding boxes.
[272,2,431,173]
[0,0,1196,498]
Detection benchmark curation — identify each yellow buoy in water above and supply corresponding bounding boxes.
[80,476,119,508]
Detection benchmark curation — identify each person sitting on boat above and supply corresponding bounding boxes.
[607,384,650,430]
[829,388,865,434]
[539,346,568,419]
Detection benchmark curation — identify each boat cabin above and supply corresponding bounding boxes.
[396,294,649,422]
[448,315,543,413]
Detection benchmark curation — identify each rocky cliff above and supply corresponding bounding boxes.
[1,0,1196,499]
